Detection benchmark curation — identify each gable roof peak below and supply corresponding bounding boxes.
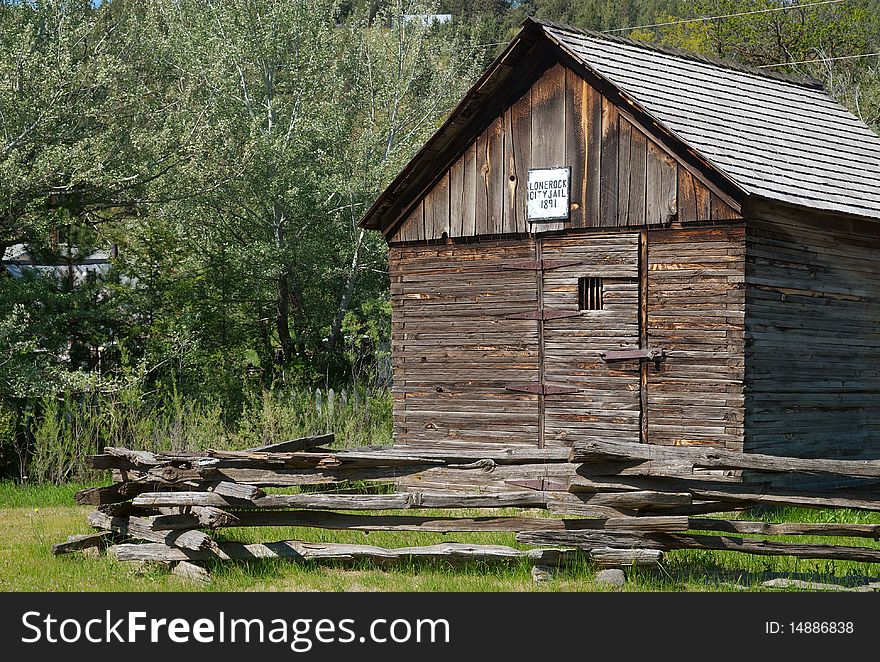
[360,19,880,233]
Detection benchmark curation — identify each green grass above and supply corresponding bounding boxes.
[2,481,880,592]
[0,480,110,508]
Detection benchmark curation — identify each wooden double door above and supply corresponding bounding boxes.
[392,233,645,448]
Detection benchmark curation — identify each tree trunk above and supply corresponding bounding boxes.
[328,227,365,347]
[275,270,295,365]
[12,399,30,483]
[273,202,295,365]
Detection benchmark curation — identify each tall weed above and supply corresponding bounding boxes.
[22,383,391,483]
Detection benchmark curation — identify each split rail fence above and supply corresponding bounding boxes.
[53,434,880,576]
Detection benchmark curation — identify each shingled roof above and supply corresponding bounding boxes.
[361,18,880,231]
[539,20,880,221]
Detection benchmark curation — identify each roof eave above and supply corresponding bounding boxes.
[744,194,880,225]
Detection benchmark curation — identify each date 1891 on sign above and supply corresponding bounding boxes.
[765,621,854,635]
[526,167,570,222]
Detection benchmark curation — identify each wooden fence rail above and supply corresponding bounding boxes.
[52,434,880,577]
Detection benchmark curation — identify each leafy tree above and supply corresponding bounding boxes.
[0,0,184,256]
[125,0,479,388]
[640,0,880,130]
[327,1,482,356]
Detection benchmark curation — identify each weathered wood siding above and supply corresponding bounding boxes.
[390,226,749,450]
[744,202,880,460]
[390,64,739,243]
[390,239,541,447]
[646,225,746,450]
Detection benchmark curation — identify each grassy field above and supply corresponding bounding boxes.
[2,481,880,592]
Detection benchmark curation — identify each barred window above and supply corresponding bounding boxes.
[578,277,604,311]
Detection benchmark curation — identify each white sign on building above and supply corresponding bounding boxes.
[526,167,571,221]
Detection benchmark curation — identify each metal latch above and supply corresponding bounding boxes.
[600,348,666,367]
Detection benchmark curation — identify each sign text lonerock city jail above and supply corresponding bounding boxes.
[527,167,571,221]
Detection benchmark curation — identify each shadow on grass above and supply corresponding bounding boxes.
[649,553,880,591]
[202,555,556,582]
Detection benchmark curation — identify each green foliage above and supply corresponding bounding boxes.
[517,0,688,32]
[342,297,392,384]
[0,0,471,479]
[0,0,181,244]
[1,0,878,481]
[0,304,47,403]
[235,385,393,450]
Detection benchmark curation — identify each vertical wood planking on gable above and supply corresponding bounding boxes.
[530,64,566,233]
[423,180,436,239]
[695,176,712,220]
[645,142,660,225]
[510,90,531,232]
[398,201,424,242]
[487,115,506,235]
[585,86,602,227]
[660,150,677,224]
[475,130,490,235]
[429,171,450,238]
[565,70,589,229]
[646,140,677,225]
[627,125,647,225]
[502,108,518,234]
[599,95,619,226]
[530,63,565,167]
[677,165,698,222]
[711,193,741,221]
[461,142,477,236]
[677,165,713,223]
[387,67,742,242]
[617,118,632,226]
[449,160,464,237]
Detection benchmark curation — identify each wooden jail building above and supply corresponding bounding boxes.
[359,19,880,461]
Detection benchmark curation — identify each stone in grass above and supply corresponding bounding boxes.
[172,561,211,584]
[531,565,555,583]
[595,568,626,588]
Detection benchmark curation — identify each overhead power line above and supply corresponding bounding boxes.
[602,0,848,34]
[760,51,880,67]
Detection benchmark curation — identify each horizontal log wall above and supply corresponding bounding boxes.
[646,225,746,449]
[392,225,748,450]
[390,239,541,447]
[744,201,880,461]
[390,64,740,242]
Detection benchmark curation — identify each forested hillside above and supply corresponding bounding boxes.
[1,0,878,481]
